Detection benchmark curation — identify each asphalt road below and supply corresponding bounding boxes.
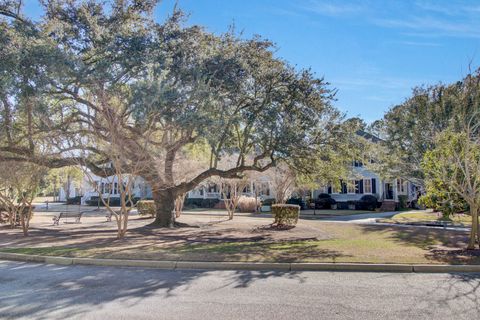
[1,261,480,320]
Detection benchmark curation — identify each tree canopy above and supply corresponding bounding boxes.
[0,0,347,227]
[376,71,480,185]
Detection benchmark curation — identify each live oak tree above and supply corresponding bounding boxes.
[0,1,342,228]
[376,71,480,186]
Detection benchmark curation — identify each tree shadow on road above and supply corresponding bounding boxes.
[0,261,306,320]
[418,273,480,317]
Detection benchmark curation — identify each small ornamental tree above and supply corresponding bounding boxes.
[0,162,45,235]
[422,122,480,249]
[265,164,296,204]
[219,177,250,220]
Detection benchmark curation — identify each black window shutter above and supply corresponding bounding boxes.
[372,178,376,194]
[340,180,347,194]
[328,186,332,194]
[359,180,364,194]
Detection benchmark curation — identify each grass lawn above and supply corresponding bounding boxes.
[1,215,477,265]
[378,211,472,227]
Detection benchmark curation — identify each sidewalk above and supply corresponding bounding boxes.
[2,251,480,273]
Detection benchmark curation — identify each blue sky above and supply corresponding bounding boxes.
[23,0,480,122]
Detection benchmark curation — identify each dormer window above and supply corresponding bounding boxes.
[353,160,363,167]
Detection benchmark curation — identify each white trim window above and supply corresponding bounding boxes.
[364,179,372,194]
[347,180,356,194]
[331,184,338,194]
[397,178,406,193]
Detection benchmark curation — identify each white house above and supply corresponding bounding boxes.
[186,175,276,201]
[62,131,420,209]
[79,174,152,204]
[76,172,276,204]
[313,159,420,209]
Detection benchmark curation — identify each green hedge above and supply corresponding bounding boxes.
[398,195,408,210]
[86,196,141,207]
[184,198,220,208]
[137,200,156,218]
[272,204,300,227]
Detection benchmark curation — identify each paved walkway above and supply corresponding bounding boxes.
[1,261,480,320]
[302,211,398,223]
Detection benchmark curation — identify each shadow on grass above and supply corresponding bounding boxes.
[0,261,305,319]
[0,219,345,262]
[358,224,480,264]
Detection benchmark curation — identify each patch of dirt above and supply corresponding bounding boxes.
[0,212,332,251]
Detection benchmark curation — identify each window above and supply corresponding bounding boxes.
[353,160,363,167]
[347,180,356,194]
[397,178,405,193]
[364,179,372,193]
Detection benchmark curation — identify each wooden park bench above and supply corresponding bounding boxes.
[52,211,84,226]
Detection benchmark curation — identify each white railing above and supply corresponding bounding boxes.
[205,192,221,199]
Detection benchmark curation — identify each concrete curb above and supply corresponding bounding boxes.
[2,252,480,273]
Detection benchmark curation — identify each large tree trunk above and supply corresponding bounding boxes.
[468,206,478,250]
[151,189,176,228]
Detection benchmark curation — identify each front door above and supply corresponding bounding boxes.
[384,183,394,200]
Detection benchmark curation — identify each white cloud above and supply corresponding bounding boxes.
[415,1,480,16]
[374,16,480,38]
[388,40,442,47]
[302,1,366,17]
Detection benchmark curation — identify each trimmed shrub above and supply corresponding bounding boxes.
[137,200,156,218]
[315,194,336,209]
[357,195,378,211]
[336,202,348,210]
[85,196,141,207]
[184,198,220,209]
[66,196,82,205]
[86,196,100,206]
[317,193,331,199]
[398,195,408,210]
[347,200,356,209]
[286,197,307,210]
[261,198,276,206]
[272,204,300,227]
[237,196,260,212]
